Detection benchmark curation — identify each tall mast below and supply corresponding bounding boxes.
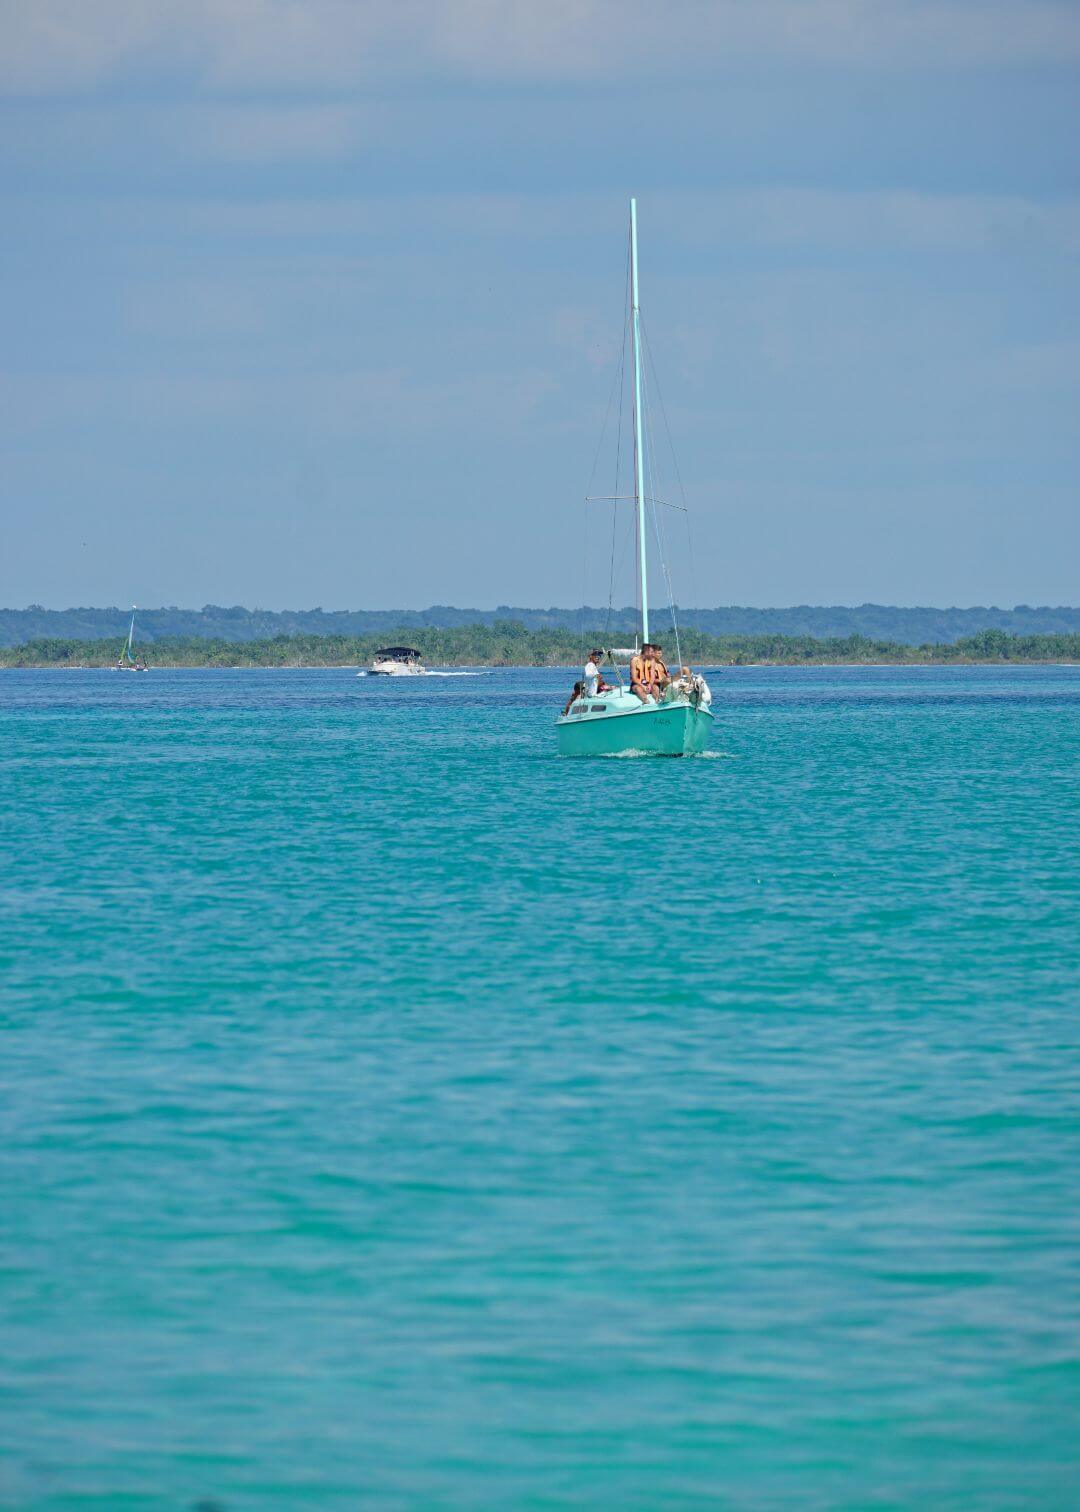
[127,606,136,658]
[630,198,649,646]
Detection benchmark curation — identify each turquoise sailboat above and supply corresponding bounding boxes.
[115,605,148,671]
[556,200,713,757]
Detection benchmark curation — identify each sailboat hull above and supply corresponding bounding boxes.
[556,698,712,757]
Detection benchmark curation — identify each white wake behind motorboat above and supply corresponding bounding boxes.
[363,646,426,676]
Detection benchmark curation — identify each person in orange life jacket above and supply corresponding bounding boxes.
[631,642,670,703]
[629,648,649,702]
[648,643,670,695]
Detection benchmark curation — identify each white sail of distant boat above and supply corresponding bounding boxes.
[115,605,148,671]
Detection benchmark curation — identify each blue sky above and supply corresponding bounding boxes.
[2,1,1078,610]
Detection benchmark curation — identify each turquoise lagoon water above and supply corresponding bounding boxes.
[1,664,1078,1510]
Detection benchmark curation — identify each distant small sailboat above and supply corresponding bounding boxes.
[115,605,148,671]
[362,646,426,677]
[556,200,712,756]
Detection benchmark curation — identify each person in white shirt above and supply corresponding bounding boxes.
[583,649,608,698]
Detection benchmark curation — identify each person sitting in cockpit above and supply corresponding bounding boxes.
[630,643,669,703]
[583,649,611,698]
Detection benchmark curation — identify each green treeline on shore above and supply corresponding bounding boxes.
[2,623,1078,668]
[5,602,1080,647]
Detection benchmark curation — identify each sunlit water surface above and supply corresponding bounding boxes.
[2,666,1078,1509]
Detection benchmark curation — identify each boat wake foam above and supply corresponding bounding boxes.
[595,746,734,759]
[598,748,670,759]
[355,670,487,678]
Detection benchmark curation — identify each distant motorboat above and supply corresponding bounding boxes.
[363,646,426,677]
[114,605,148,671]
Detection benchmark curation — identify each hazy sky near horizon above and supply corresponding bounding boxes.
[2,1,1078,610]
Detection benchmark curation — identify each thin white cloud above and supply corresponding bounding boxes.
[188,103,370,163]
[124,277,268,340]
[172,185,1080,260]
[0,361,559,438]
[2,0,1078,93]
[652,188,1080,257]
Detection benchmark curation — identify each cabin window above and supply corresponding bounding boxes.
[571,703,588,714]
[591,704,607,712]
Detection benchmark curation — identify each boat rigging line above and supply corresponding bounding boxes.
[638,349,683,671]
[577,206,695,669]
[642,319,701,633]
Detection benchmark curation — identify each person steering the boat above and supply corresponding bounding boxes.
[583,650,611,698]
